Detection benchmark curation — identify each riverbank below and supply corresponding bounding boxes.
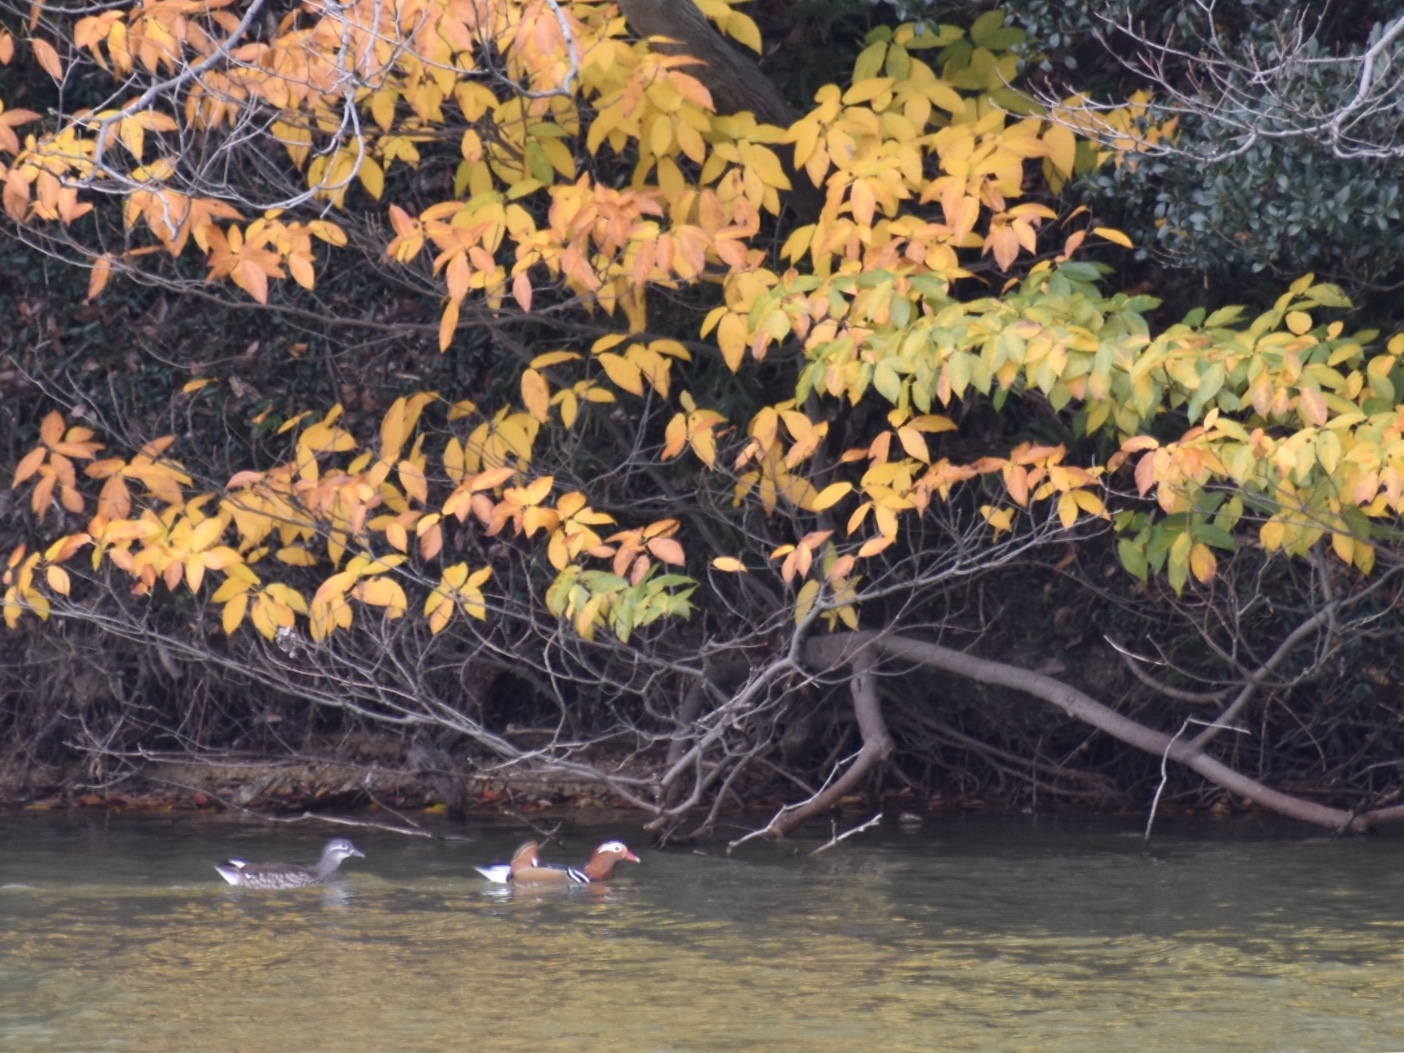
[0,747,621,816]
[0,743,1270,833]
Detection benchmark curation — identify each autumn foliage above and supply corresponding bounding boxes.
[3,0,1404,830]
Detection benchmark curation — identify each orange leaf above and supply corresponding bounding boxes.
[86,254,113,301]
[439,299,460,351]
[646,537,685,565]
[234,258,269,303]
[45,564,70,595]
[513,271,533,312]
[39,410,64,447]
[1133,452,1157,496]
[32,38,63,79]
[12,444,46,485]
[1297,387,1327,426]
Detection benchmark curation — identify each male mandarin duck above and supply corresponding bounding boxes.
[214,838,365,889]
[509,840,641,887]
[473,839,542,883]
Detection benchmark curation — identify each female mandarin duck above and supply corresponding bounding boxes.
[474,839,640,886]
[214,838,365,889]
[509,840,640,887]
[473,840,542,883]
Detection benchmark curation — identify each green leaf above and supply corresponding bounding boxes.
[968,10,1007,46]
[1191,523,1238,551]
[580,570,629,592]
[1307,282,1352,308]
[1058,262,1102,284]
[1166,530,1192,595]
[795,579,821,623]
[1117,538,1148,582]
[873,361,903,404]
[1203,305,1245,328]
[889,293,912,329]
[979,28,1027,51]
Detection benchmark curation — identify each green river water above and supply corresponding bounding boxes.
[1,811,1402,1052]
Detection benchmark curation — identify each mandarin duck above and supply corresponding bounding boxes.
[509,840,641,887]
[214,838,365,889]
[473,839,542,883]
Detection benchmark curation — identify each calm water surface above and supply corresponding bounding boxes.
[1,811,1402,1052]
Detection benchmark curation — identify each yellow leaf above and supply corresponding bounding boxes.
[592,333,630,353]
[842,77,896,105]
[717,313,747,372]
[45,564,70,595]
[810,482,853,511]
[275,546,318,566]
[1092,226,1133,249]
[359,156,385,199]
[896,426,929,464]
[357,575,408,613]
[795,578,821,623]
[222,592,249,635]
[662,413,687,461]
[250,595,278,639]
[398,461,428,504]
[980,504,1014,537]
[1260,519,1285,551]
[521,368,550,422]
[857,534,894,558]
[711,556,748,573]
[530,350,580,369]
[516,475,555,506]
[725,11,762,52]
[1285,310,1312,335]
[1189,542,1217,583]
[385,521,408,552]
[1043,123,1076,178]
[598,352,644,396]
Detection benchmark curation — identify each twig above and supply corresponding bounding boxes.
[279,811,460,839]
[1144,718,1249,844]
[809,811,882,855]
[501,810,564,845]
[159,780,467,839]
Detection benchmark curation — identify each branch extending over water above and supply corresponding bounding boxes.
[806,630,1403,835]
